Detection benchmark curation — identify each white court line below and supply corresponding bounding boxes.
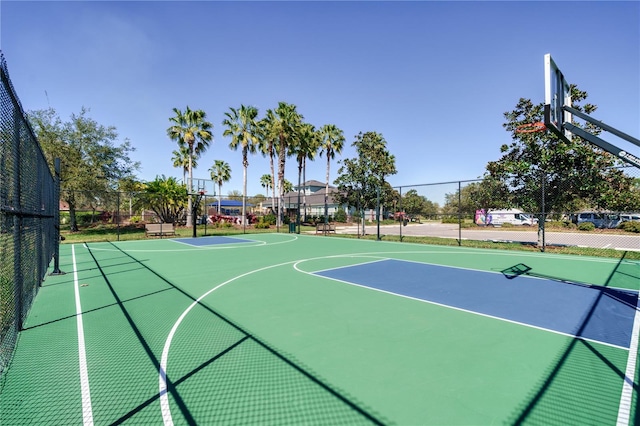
[616,295,640,426]
[87,234,297,252]
[73,245,94,426]
[297,259,629,351]
[159,259,300,425]
[157,248,637,422]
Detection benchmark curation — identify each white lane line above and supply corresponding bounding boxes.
[617,295,640,426]
[73,244,94,426]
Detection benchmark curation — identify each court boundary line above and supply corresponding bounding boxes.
[616,295,640,426]
[295,233,635,265]
[72,245,94,426]
[83,233,298,252]
[295,256,630,351]
[169,236,262,248]
[82,246,385,426]
[305,251,637,294]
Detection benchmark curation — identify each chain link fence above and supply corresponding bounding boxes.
[0,53,58,378]
[379,166,640,253]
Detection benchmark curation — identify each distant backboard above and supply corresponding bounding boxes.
[544,54,572,140]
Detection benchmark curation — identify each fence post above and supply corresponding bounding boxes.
[458,181,462,246]
[540,172,546,252]
[376,186,381,241]
[116,191,121,242]
[399,186,403,242]
[51,158,63,275]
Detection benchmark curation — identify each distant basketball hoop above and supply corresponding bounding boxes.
[515,122,547,133]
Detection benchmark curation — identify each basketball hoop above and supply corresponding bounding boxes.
[515,122,547,133]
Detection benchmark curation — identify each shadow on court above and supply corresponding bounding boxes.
[91,242,386,425]
[506,251,640,425]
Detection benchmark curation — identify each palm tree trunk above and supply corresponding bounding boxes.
[218,182,222,217]
[187,145,193,226]
[242,149,248,226]
[297,160,302,232]
[270,151,276,214]
[302,157,307,222]
[325,154,330,224]
[277,136,286,227]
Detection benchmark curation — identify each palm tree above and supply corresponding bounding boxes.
[209,160,231,216]
[290,123,320,227]
[171,145,197,185]
[262,102,303,227]
[260,173,272,194]
[167,106,213,226]
[282,179,294,194]
[318,124,345,222]
[223,105,260,225]
[257,118,277,214]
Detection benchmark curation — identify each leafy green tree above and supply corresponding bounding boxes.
[402,190,427,217]
[318,124,345,222]
[487,85,639,248]
[29,107,139,231]
[262,102,303,226]
[223,105,260,224]
[118,177,146,219]
[334,131,397,233]
[167,106,213,225]
[209,160,231,215]
[227,190,243,201]
[249,194,266,205]
[137,176,187,224]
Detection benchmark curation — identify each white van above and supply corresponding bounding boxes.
[484,209,534,227]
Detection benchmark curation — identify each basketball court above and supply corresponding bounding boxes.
[1,53,640,425]
[1,233,639,424]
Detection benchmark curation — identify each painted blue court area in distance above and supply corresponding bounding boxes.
[314,259,638,349]
[173,236,255,247]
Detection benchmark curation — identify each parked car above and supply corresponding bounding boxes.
[572,212,622,229]
[620,213,640,222]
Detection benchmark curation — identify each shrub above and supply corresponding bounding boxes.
[254,222,270,229]
[333,210,347,223]
[578,222,595,231]
[619,221,640,233]
[263,214,276,225]
[442,216,460,224]
[546,220,576,230]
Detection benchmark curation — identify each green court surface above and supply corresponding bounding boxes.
[1,234,639,425]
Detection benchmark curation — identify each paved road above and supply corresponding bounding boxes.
[335,223,640,252]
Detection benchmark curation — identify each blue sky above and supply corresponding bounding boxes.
[1,1,638,202]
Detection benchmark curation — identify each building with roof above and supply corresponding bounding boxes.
[259,180,346,220]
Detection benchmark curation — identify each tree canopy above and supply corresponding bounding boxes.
[334,131,397,214]
[137,176,187,224]
[28,107,139,231]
